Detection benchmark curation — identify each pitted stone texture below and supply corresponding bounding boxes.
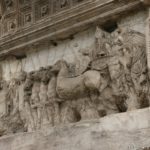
[118,10,147,34]
[0,108,149,150]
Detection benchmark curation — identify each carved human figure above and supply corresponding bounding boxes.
[39,67,51,127]
[110,28,149,110]
[24,72,34,131]
[92,26,148,112]
[30,70,42,130]
[47,67,66,125]
[16,71,27,129]
[7,78,20,116]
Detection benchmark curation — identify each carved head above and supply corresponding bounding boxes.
[26,71,34,80]
[45,65,53,78]
[32,71,41,81]
[41,68,51,84]
[18,71,27,82]
[51,60,68,73]
[24,74,33,91]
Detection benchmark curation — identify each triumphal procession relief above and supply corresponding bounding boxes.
[0,26,149,136]
[0,0,149,150]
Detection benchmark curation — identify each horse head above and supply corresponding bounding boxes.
[51,60,68,74]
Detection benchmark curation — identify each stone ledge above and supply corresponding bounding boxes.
[0,0,143,59]
[0,108,149,150]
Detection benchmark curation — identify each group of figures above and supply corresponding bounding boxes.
[0,26,149,136]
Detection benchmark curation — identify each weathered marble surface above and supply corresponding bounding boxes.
[0,25,149,135]
[0,9,147,81]
[0,108,149,150]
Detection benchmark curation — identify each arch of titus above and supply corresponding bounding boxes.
[0,0,149,150]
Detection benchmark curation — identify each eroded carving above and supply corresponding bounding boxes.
[0,26,149,136]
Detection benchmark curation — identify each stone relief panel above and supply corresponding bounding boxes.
[0,24,149,136]
[1,27,95,80]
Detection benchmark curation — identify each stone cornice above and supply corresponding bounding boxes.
[0,0,144,58]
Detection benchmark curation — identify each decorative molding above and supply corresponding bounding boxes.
[0,0,145,58]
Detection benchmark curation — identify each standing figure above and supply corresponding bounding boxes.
[17,71,27,130]
[39,67,50,127]
[7,78,20,116]
[47,67,61,126]
[30,71,41,130]
[24,72,34,131]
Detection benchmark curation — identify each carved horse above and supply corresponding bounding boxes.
[51,60,109,100]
